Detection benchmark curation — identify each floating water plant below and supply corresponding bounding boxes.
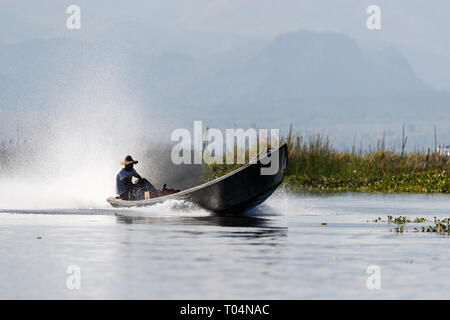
[378,215,450,234]
[421,217,450,234]
[387,215,411,224]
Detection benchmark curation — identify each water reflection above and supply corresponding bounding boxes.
[115,214,288,239]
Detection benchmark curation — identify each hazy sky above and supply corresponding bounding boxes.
[1,1,449,148]
[1,0,449,55]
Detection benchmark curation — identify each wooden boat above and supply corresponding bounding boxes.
[106,143,288,214]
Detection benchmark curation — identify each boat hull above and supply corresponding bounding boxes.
[107,143,288,214]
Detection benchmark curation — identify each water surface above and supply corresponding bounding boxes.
[0,192,449,299]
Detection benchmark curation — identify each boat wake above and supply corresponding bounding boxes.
[255,190,327,217]
[0,189,324,219]
[117,199,211,218]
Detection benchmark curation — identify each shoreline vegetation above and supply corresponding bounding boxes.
[204,131,449,194]
[1,129,449,194]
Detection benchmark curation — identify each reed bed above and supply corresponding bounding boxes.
[204,132,450,194]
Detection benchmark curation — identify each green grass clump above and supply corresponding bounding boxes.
[202,129,449,194]
[283,133,449,194]
[203,161,243,182]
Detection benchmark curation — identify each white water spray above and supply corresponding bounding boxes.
[0,56,145,209]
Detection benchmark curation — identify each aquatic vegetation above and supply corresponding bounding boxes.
[203,161,243,181]
[420,217,450,234]
[372,215,450,234]
[393,226,405,233]
[285,171,449,193]
[281,130,449,193]
[387,215,411,224]
[371,215,429,225]
[282,132,449,194]
[202,129,449,193]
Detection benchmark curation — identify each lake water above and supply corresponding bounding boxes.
[0,192,449,299]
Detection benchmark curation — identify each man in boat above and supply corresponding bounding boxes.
[116,155,156,200]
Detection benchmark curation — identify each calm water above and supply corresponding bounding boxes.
[0,192,449,299]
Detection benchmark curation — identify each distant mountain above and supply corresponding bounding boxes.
[208,30,428,105]
[0,28,448,148]
[396,44,450,91]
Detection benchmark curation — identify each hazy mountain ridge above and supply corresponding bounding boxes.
[0,27,448,148]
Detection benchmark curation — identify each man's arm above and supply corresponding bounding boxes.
[121,176,135,188]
